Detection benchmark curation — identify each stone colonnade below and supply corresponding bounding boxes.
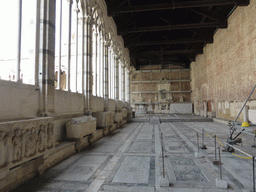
[37,0,130,117]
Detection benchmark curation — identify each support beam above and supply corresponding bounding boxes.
[126,37,213,47]
[134,50,203,55]
[134,59,188,66]
[190,8,224,21]
[119,21,227,35]
[109,0,249,16]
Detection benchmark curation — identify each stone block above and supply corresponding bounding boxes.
[195,152,203,158]
[121,109,128,119]
[249,109,256,124]
[169,103,193,114]
[103,127,110,136]
[39,141,76,174]
[215,178,228,189]
[89,130,104,144]
[118,101,123,110]
[66,116,96,139]
[1,156,44,192]
[126,106,133,117]
[122,119,127,125]
[93,111,114,128]
[75,136,90,152]
[109,124,117,133]
[115,112,122,123]
[159,176,169,187]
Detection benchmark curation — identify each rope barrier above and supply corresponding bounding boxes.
[231,153,253,159]
[162,129,253,160]
[216,137,224,147]
[204,130,253,160]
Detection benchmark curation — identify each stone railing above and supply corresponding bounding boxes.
[0,117,54,179]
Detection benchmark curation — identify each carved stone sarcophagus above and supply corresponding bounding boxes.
[0,117,54,179]
[66,116,96,139]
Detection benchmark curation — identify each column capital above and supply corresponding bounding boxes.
[115,55,120,60]
[67,0,73,4]
[84,15,92,23]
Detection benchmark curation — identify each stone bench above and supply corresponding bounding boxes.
[66,116,96,139]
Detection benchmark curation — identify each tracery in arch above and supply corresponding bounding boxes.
[91,4,104,97]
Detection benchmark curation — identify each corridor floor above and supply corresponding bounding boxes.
[12,117,256,192]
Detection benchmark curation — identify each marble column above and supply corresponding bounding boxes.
[83,14,93,114]
[103,35,109,111]
[114,55,119,111]
[67,0,73,91]
[93,31,98,96]
[122,64,125,103]
[126,68,130,104]
[38,0,56,116]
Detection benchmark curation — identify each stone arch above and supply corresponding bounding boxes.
[201,84,209,101]
[81,0,92,17]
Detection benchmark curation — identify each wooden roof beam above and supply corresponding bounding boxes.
[125,37,213,47]
[108,0,249,16]
[119,21,227,35]
[190,8,224,21]
[136,50,203,55]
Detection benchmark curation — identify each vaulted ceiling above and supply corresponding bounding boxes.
[105,0,249,69]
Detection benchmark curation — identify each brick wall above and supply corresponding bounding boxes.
[191,0,256,121]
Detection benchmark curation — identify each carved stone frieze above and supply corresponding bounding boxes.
[0,117,54,179]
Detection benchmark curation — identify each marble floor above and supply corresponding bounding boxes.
[11,116,256,192]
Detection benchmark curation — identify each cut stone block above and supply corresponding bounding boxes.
[75,136,90,152]
[93,111,114,128]
[169,103,193,114]
[121,108,128,119]
[66,116,96,139]
[112,156,150,184]
[103,127,110,136]
[126,106,133,117]
[115,113,123,128]
[215,178,228,189]
[109,124,117,133]
[195,152,204,158]
[88,130,104,144]
[159,176,169,187]
[150,118,160,125]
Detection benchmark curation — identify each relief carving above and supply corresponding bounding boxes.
[30,128,38,155]
[23,129,31,158]
[38,125,46,152]
[0,117,54,173]
[47,123,54,149]
[0,131,6,167]
[13,129,22,162]
[4,132,14,164]
[180,95,184,102]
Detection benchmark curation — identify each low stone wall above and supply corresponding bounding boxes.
[0,108,131,191]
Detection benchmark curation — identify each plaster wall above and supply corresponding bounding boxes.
[55,90,84,115]
[109,99,116,111]
[0,80,39,121]
[191,0,256,121]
